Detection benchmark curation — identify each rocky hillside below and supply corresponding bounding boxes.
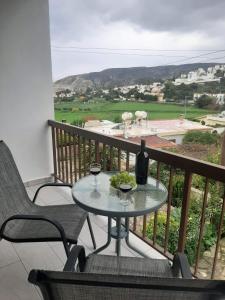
[54,63,218,92]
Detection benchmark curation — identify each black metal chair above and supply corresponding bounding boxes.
[0,140,96,256]
[28,246,225,300]
[64,245,192,278]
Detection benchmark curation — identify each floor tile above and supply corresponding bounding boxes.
[13,242,64,272]
[0,240,19,268]
[0,262,41,300]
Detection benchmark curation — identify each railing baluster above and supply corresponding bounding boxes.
[118,149,121,171]
[126,151,130,171]
[68,134,73,184]
[55,128,61,180]
[178,171,192,252]
[153,162,161,245]
[83,138,87,176]
[95,141,100,163]
[51,126,57,181]
[88,139,92,165]
[78,135,82,179]
[109,146,113,171]
[59,129,65,182]
[164,167,174,253]
[211,187,225,279]
[64,132,69,183]
[142,215,147,238]
[73,135,77,182]
[102,144,106,171]
[133,217,137,232]
[194,178,209,275]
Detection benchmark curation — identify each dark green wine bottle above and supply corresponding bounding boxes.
[135,139,149,184]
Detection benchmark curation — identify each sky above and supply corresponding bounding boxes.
[49,0,225,81]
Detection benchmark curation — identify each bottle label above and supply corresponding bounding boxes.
[144,152,149,158]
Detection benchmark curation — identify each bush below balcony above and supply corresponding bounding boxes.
[146,208,217,265]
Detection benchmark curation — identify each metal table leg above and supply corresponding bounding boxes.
[125,217,147,257]
[89,217,112,256]
[115,217,121,256]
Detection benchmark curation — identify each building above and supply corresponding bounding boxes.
[85,119,212,145]
[198,112,225,127]
[174,65,225,85]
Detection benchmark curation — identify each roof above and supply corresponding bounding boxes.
[86,119,211,138]
[117,135,176,149]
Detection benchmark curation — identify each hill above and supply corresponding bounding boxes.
[54,63,220,92]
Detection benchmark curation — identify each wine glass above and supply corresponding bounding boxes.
[90,163,101,189]
[119,183,132,206]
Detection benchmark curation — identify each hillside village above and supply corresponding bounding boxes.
[54,64,225,105]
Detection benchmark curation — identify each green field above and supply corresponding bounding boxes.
[55,100,213,124]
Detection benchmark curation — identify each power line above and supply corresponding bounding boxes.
[51,45,225,52]
[167,50,225,65]
[52,48,191,58]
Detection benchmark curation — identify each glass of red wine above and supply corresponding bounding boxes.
[119,183,132,206]
[90,163,101,189]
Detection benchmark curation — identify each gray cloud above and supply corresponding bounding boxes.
[106,0,225,33]
[49,1,225,79]
[50,0,225,41]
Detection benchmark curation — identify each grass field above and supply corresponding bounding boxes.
[55,100,213,124]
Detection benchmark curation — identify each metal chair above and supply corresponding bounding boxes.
[28,246,225,300]
[64,245,192,278]
[0,140,96,256]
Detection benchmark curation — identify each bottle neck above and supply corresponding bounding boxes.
[140,140,146,152]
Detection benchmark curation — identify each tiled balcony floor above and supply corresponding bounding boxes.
[0,184,164,299]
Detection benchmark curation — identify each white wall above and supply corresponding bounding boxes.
[162,134,184,145]
[0,0,54,182]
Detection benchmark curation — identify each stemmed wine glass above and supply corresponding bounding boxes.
[90,163,101,189]
[119,183,132,206]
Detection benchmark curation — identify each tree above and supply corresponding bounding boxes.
[143,94,158,101]
[195,94,214,108]
[215,69,225,78]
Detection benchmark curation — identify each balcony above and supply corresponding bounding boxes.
[1,1,225,298]
[1,121,225,298]
[48,119,225,280]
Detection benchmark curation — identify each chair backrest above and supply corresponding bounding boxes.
[29,269,225,300]
[0,141,32,227]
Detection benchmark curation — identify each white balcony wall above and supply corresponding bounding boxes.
[0,0,54,182]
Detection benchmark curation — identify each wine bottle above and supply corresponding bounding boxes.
[135,139,149,184]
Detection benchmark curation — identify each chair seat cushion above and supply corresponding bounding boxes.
[84,255,174,277]
[3,204,87,243]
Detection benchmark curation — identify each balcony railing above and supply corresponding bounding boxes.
[48,120,225,279]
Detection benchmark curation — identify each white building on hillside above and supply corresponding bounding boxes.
[174,65,225,85]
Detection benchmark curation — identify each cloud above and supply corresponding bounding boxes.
[50,0,225,40]
[49,0,225,79]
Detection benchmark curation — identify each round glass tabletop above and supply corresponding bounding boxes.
[72,172,168,217]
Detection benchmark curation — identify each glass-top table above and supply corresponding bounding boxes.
[72,172,168,257]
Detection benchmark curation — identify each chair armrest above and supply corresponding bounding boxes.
[63,245,86,272]
[32,183,73,203]
[0,214,69,256]
[172,253,192,279]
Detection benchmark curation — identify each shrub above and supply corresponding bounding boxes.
[195,95,214,108]
[171,175,184,207]
[183,130,219,145]
[113,115,121,123]
[146,208,217,265]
